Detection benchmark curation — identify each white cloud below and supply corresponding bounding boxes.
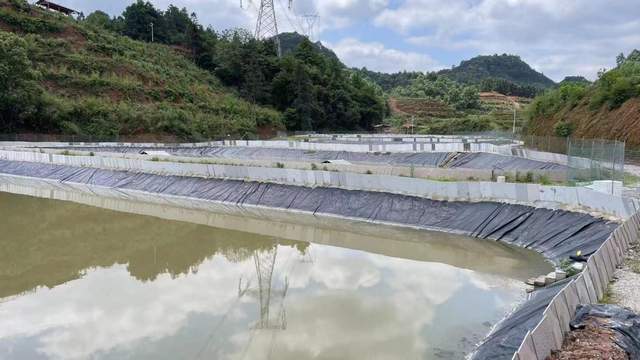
[375,0,640,80]
[327,38,441,73]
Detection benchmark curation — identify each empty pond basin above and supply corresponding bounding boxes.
[0,191,552,360]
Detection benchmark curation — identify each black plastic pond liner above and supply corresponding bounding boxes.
[445,152,565,170]
[44,146,566,170]
[0,159,613,263]
[571,304,640,358]
[472,278,571,359]
[0,159,616,359]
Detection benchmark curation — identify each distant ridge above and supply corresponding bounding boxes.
[439,54,556,90]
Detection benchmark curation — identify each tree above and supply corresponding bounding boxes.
[163,5,191,45]
[121,1,166,42]
[0,32,42,131]
[85,11,113,30]
[627,49,640,63]
[616,52,626,67]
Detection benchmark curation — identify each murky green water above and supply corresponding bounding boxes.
[0,191,552,360]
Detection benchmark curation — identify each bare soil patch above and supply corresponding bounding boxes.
[547,317,628,360]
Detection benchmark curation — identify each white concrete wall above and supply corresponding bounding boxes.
[0,149,637,219]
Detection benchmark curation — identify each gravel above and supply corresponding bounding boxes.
[610,244,640,312]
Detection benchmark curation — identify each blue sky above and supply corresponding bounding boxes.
[48,0,640,81]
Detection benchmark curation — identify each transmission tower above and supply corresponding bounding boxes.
[238,246,288,330]
[241,0,293,57]
[300,14,319,41]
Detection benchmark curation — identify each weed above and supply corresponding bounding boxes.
[601,285,616,304]
[559,258,581,277]
[310,163,318,170]
[275,162,285,168]
[538,174,552,185]
[151,157,160,162]
[365,169,373,174]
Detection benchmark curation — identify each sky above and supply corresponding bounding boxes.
[49,0,640,81]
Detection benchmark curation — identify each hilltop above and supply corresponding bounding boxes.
[277,32,339,62]
[526,51,640,147]
[0,0,385,139]
[439,54,556,97]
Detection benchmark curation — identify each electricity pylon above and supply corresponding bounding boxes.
[238,246,288,330]
[300,14,319,41]
[241,0,292,57]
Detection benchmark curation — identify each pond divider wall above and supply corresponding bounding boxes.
[0,149,636,219]
[0,148,639,359]
[13,147,568,182]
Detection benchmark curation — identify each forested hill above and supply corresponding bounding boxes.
[0,0,385,139]
[439,54,556,97]
[277,32,339,61]
[351,69,422,92]
[526,50,640,147]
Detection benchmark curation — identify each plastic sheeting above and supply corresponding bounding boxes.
[571,304,640,358]
[0,159,613,263]
[43,146,566,170]
[446,152,565,170]
[472,278,571,359]
[0,159,618,360]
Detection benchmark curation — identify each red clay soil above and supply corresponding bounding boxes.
[529,98,640,147]
[547,317,628,360]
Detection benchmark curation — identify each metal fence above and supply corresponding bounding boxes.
[567,138,625,184]
[521,135,625,184]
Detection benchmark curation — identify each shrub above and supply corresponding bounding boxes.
[554,121,574,137]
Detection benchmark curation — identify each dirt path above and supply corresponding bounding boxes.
[609,243,640,312]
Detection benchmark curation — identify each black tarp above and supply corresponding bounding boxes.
[571,304,640,359]
[43,146,566,170]
[0,160,612,262]
[472,279,572,359]
[0,159,616,359]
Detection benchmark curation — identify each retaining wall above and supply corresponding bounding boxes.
[221,139,516,154]
[0,149,636,219]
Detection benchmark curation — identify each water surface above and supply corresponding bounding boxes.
[0,191,551,360]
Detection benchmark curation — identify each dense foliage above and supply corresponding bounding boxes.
[390,73,481,111]
[0,0,385,138]
[352,68,421,91]
[83,0,385,132]
[277,32,339,61]
[439,54,555,93]
[559,76,591,86]
[527,83,589,118]
[528,51,640,120]
[478,78,539,98]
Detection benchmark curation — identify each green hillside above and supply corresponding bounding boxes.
[0,0,385,139]
[526,50,640,146]
[0,0,283,140]
[439,54,556,96]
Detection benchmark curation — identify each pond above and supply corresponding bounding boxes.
[0,191,552,360]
